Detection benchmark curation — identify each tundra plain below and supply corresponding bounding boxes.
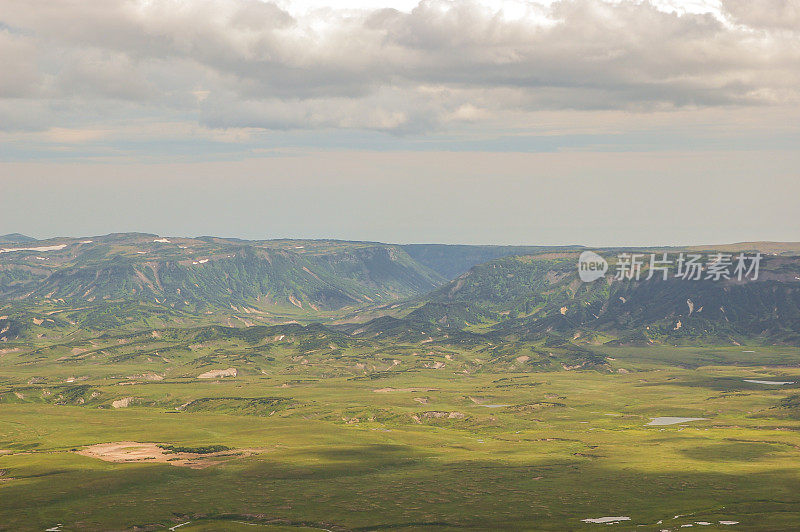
[2,330,800,531]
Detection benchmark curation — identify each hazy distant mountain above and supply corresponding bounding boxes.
[0,233,36,244]
[401,243,580,278]
[686,242,800,255]
[0,233,444,313]
[390,251,800,344]
[3,234,800,345]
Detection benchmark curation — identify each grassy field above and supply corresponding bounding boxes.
[2,331,800,530]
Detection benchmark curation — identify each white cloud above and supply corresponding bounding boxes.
[0,30,41,98]
[722,0,800,30]
[0,0,798,141]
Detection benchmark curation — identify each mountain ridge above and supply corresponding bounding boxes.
[0,233,37,244]
[2,233,800,345]
[390,251,800,345]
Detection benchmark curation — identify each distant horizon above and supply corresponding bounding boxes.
[3,230,799,251]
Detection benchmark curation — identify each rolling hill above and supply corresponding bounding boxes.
[0,234,447,331]
[3,234,800,345]
[384,250,800,345]
[0,233,37,245]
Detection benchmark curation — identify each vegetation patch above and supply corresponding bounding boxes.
[157,444,232,454]
[180,396,293,416]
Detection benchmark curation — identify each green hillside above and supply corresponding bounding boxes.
[0,234,37,245]
[0,234,444,320]
[4,236,800,345]
[392,251,800,345]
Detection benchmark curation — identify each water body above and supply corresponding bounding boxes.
[744,379,795,385]
[646,417,707,426]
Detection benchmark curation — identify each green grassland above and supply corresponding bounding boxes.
[2,327,800,531]
[2,237,800,530]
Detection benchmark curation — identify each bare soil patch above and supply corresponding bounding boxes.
[373,387,439,393]
[75,441,263,469]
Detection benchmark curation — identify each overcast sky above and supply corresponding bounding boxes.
[1,0,798,245]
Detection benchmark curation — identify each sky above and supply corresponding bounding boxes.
[1,0,799,245]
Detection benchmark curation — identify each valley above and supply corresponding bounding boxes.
[1,234,800,530]
[6,2,798,529]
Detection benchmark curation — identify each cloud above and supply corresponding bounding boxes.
[722,0,800,30]
[0,29,41,98]
[0,0,798,139]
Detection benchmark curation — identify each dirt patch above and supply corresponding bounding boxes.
[411,411,466,423]
[127,373,163,381]
[112,397,134,409]
[421,411,465,419]
[373,387,439,393]
[198,367,237,379]
[75,442,262,469]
